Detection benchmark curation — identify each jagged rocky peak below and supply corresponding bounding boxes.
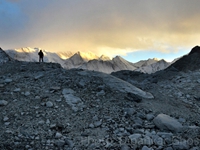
[75,51,99,61]
[99,55,111,61]
[188,45,200,55]
[166,45,200,72]
[112,55,127,62]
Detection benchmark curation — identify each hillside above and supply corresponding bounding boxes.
[0,47,200,149]
[167,46,200,72]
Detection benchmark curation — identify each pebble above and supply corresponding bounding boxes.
[24,91,31,96]
[0,100,8,106]
[55,132,62,139]
[4,78,12,83]
[94,120,102,127]
[13,88,21,92]
[54,140,65,147]
[46,101,53,108]
[3,116,9,121]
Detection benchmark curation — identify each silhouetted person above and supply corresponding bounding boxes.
[38,50,44,62]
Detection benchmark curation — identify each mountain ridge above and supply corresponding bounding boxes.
[4,47,170,74]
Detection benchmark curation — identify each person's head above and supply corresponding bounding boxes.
[40,50,42,52]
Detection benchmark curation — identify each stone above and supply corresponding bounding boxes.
[4,78,12,83]
[89,123,94,128]
[121,144,130,150]
[3,116,9,122]
[146,114,155,121]
[24,91,31,96]
[65,139,74,148]
[172,140,190,150]
[164,147,173,150]
[153,114,183,133]
[46,101,53,108]
[55,132,62,139]
[34,74,44,80]
[38,120,45,125]
[128,134,142,143]
[124,108,135,116]
[54,140,65,147]
[0,100,8,106]
[141,146,151,150]
[94,121,102,127]
[96,90,105,96]
[13,88,21,92]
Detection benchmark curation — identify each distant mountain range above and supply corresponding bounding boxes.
[4,47,172,74]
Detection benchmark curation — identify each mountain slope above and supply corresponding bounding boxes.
[135,59,170,74]
[134,58,159,68]
[0,59,199,149]
[167,46,200,72]
[78,56,137,73]
[0,47,12,64]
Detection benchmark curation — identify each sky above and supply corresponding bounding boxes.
[1,0,200,62]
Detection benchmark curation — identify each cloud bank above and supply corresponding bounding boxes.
[1,0,200,57]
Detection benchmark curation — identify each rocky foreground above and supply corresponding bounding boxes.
[0,60,200,150]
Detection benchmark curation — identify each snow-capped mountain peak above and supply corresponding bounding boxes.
[99,55,111,61]
[4,47,170,74]
[76,51,99,61]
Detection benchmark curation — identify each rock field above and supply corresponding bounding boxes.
[0,56,200,149]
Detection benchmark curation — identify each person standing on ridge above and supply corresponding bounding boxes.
[38,50,44,62]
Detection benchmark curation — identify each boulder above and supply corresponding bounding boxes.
[153,114,183,133]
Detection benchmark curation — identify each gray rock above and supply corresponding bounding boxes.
[0,100,8,106]
[46,101,54,108]
[13,88,21,92]
[38,120,45,125]
[24,91,30,96]
[89,123,94,128]
[94,120,102,127]
[153,136,164,146]
[164,147,173,150]
[142,135,153,146]
[34,74,44,80]
[55,132,62,139]
[62,88,75,95]
[3,116,9,122]
[65,139,74,148]
[146,114,155,121]
[62,90,84,112]
[124,108,135,116]
[128,134,142,143]
[172,140,190,150]
[153,114,183,133]
[142,146,152,150]
[54,139,65,147]
[96,90,105,96]
[101,72,154,99]
[157,132,173,138]
[4,78,12,83]
[121,144,130,150]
